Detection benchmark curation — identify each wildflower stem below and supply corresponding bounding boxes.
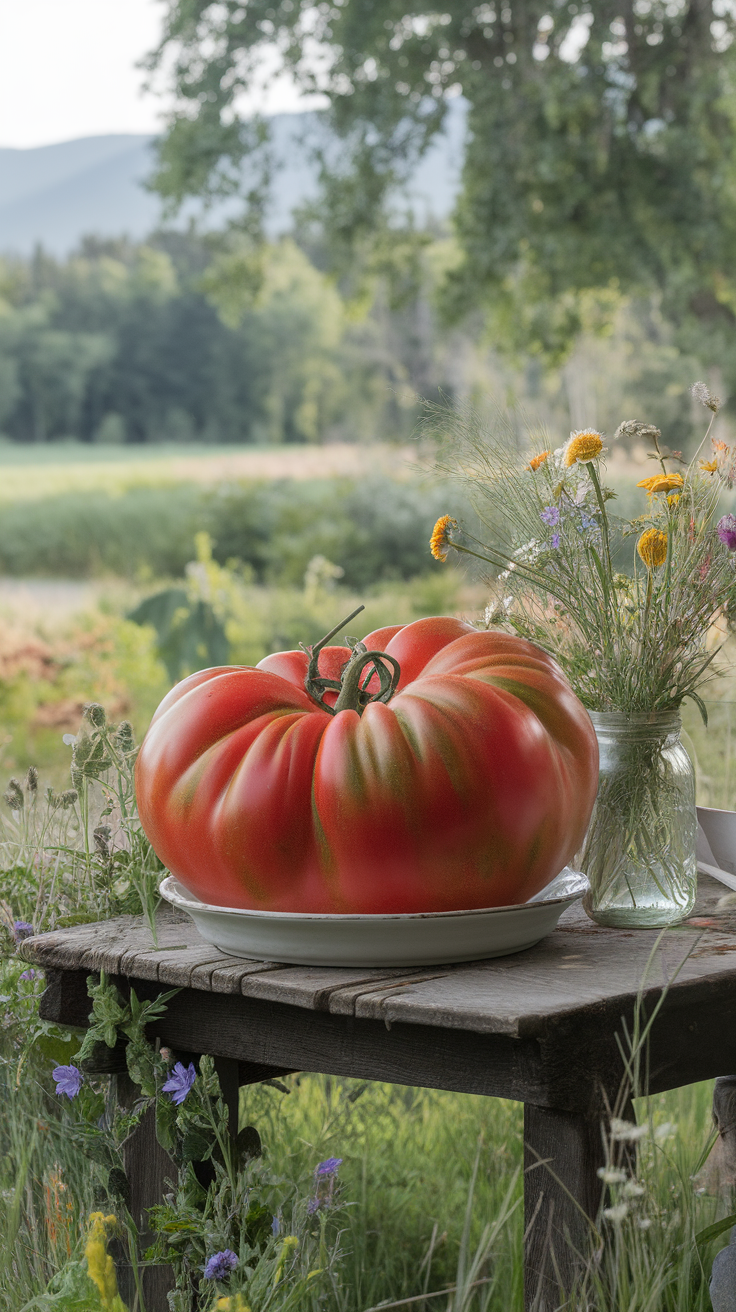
[690,409,718,466]
[586,463,618,651]
[447,540,572,609]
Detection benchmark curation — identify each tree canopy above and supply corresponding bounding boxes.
[147,1,736,376]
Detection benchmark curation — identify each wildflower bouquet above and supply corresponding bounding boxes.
[431,385,736,925]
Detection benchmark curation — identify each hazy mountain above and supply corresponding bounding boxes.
[0,104,464,256]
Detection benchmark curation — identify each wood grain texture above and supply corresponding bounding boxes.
[115,1073,175,1312]
[523,1103,605,1312]
[20,876,736,1041]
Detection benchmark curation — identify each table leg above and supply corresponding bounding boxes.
[114,1072,176,1312]
[523,1103,605,1312]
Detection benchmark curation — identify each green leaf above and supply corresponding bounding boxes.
[181,1127,212,1162]
[685,689,709,727]
[155,1094,177,1154]
[695,1213,736,1247]
[244,1202,273,1250]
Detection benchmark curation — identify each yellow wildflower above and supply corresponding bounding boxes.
[527,450,551,472]
[85,1213,126,1311]
[667,494,680,505]
[429,515,458,562]
[636,528,668,570]
[700,459,718,473]
[214,1298,251,1312]
[563,430,603,467]
[636,473,683,495]
[273,1235,299,1287]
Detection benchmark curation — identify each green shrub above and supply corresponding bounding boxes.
[0,476,472,585]
[0,485,204,578]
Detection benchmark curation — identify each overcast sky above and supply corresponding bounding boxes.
[0,0,318,150]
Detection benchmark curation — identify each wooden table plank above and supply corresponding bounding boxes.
[20,876,736,1035]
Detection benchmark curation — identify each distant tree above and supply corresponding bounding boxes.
[0,234,442,443]
[146,1,736,378]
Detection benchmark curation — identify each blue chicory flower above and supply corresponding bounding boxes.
[315,1157,343,1177]
[308,1156,343,1213]
[53,1064,83,1099]
[162,1061,196,1105]
[203,1249,239,1280]
[540,506,560,527]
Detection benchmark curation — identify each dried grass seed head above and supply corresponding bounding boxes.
[615,420,662,443]
[691,381,721,412]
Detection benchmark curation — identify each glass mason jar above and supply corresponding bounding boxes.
[579,710,697,928]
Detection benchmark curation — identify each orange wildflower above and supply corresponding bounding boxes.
[700,459,718,473]
[527,450,551,472]
[430,515,458,562]
[563,430,604,467]
[637,528,668,569]
[636,473,684,495]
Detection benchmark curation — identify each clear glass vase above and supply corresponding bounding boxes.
[580,710,697,928]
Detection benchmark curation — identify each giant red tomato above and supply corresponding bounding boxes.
[135,617,598,913]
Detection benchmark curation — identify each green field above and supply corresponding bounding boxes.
[0,440,419,502]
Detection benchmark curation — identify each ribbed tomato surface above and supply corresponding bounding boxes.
[135,618,598,913]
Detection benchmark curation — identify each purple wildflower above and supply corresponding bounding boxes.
[13,921,34,943]
[52,1064,83,1099]
[203,1250,239,1280]
[550,533,561,550]
[272,1214,281,1236]
[162,1061,196,1106]
[718,514,736,550]
[308,1156,343,1213]
[18,969,37,982]
[540,506,560,527]
[315,1157,343,1178]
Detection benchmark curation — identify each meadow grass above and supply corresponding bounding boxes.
[0,1049,724,1312]
[0,442,419,503]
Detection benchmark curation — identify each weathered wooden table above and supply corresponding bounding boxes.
[21,874,736,1312]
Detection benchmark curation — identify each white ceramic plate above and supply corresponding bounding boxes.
[159,869,589,967]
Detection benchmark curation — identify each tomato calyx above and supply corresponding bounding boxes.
[303,605,401,717]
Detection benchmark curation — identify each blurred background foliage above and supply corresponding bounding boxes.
[0,229,722,452]
[145,0,736,402]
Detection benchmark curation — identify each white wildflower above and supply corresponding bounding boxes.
[513,539,542,564]
[653,1121,677,1142]
[610,1118,648,1142]
[623,1180,646,1198]
[603,1203,629,1223]
[597,1167,627,1184]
